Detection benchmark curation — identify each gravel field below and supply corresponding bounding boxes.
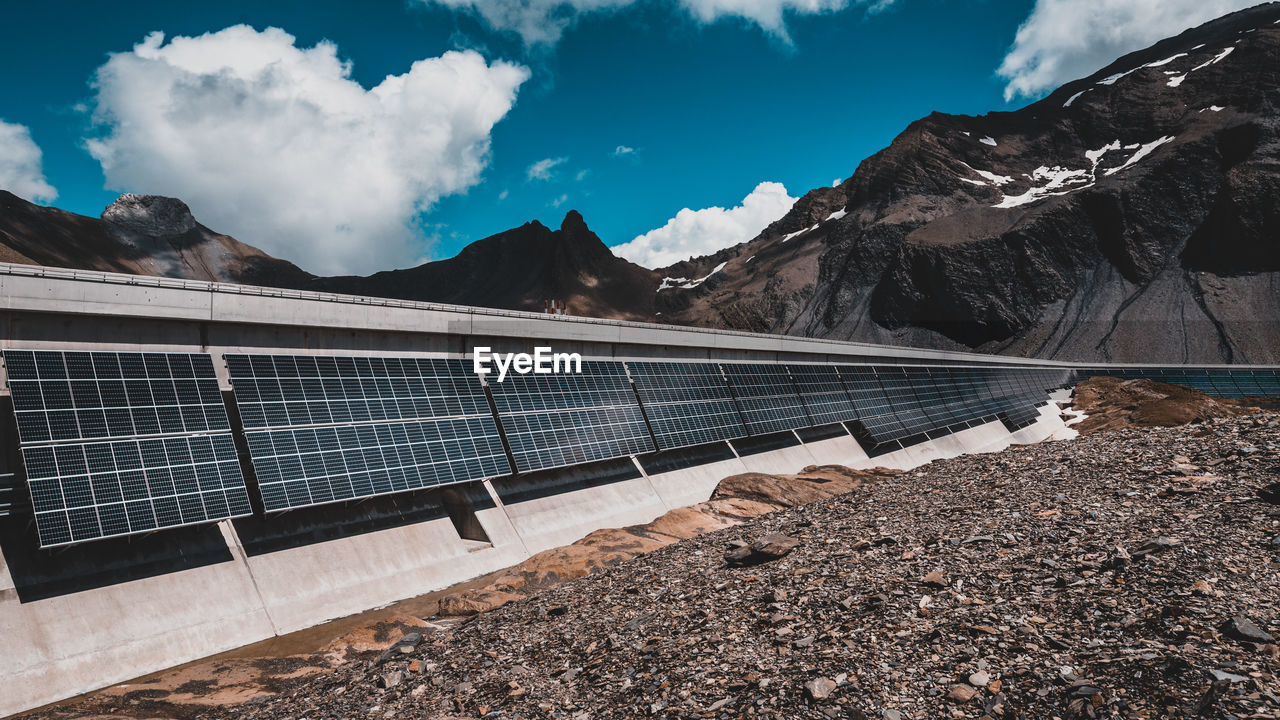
[197,411,1280,720]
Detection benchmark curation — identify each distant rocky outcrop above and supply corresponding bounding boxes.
[0,190,311,287]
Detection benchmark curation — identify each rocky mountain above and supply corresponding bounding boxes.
[0,191,658,320]
[653,3,1280,363]
[306,211,659,320]
[0,192,312,286]
[5,5,1280,361]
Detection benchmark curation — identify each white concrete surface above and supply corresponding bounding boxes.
[643,456,752,509]
[799,433,871,467]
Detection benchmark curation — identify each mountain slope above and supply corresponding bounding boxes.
[308,211,660,320]
[654,3,1280,363]
[0,192,311,287]
[0,191,659,321]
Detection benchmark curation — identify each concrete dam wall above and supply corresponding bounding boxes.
[0,264,1086,717]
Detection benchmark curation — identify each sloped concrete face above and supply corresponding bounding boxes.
[490,460,673,556]
[799,434,871,467]
[643,456,751,509]
[0,534,275,718]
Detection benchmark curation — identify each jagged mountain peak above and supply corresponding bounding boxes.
[101,194,197,237]
[647,4,1280,361]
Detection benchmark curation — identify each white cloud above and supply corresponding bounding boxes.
[0,120,57,203]
[550,193,569,208]
[526,156,567,181]
[611,181,796,268]
[424,0,895,47]
[84,26,529,275]
[998,0,1257,100]
[613,145,636,156]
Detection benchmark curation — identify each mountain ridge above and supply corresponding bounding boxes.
[3,4,1279,361]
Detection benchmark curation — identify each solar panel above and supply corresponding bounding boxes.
[838,365,908,446]
[226,354,510,511]
[245,419,509,512]
[3,350,251,548]
[999,403,1041,431]
[628,361,747,450]
[486,360,654,472]
[721,363,811,435]
[6,350,229,444]
[22,435,251,547]
[788,365,859,426]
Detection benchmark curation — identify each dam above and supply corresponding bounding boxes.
[0,262,1276,717]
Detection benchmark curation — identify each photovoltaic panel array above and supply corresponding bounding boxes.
[835,365,1070,449]
[721,363,811,435]
[487,360,653,472]
[788,365,859,426]
[628,362,747,450]
[3,350,251,548]
[226,355,509,512]
[1075,367,1280,399]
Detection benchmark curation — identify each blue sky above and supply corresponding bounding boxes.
[0,0,1253,274]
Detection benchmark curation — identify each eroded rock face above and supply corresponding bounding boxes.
[101,194,197,237]
[655,4,1280,363]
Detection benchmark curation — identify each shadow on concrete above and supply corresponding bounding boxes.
[232,485,482,556]
[0,518,234,603]
[730,431,802,457]
[636,442,737,476]
[796,423,850,444]
[490,458,641,507]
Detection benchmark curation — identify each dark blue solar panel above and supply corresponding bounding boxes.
[21,434,250,548]
[628,361,747,450]
[5,350,229,444]
[486,360,653,472]
[4,350,249,547]
[721,363,810,435]
[789,365,859,426]
[226,354,510,511]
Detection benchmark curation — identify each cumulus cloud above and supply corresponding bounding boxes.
[424,0,895,47]
[613,145,636,156]
[0,120,57,203]
[526,156,567,180]
[998,0,1257,100]
[84,25,529,274]
[611,181,796,268]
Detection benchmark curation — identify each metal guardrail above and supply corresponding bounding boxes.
[0,261,1071,367]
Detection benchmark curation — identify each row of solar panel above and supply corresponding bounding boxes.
[3,350,1068,547]
[1075,367,1280,399]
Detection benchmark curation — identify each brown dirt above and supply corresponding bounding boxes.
[1071,377,1258,434]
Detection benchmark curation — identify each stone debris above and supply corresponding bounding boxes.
[724,533,801,566]
[37,409,1280,720]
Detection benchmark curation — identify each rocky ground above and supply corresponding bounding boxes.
[187,412,1279,720]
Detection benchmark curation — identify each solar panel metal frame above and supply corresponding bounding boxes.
[487,359,654,473]
[3,349,251,548]
[225,354,511,512]
[627,361,747,450]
